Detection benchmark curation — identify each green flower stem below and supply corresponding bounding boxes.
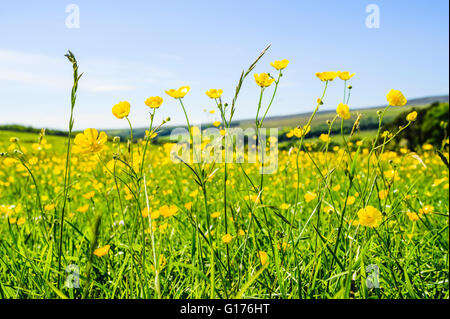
[140,108,156,177]
[126,116,134,168]
[58,51,81,289]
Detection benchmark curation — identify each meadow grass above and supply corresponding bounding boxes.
[0,51,448,299]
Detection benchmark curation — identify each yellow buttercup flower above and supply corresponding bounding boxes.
[315,71,340,82]
[112,101,131,119]
[258,251,268,266]
[145,96,163,109]
[336,103,351,119]
[277,242,290,251]
[17,217,26,226]
[406,212,421,221]
[346,196,356,205]
[211,212,221,218]
[44,203,55,211]
[338,71,355,81]
[378,189,389,200]
[93,245,110,257]
[357,206,382,228]
[145,130,158,139]
[159,205,178,218]
[270,59,289,70]
[293,125,311,138]
[222,233,232,244]
[323,206,334,213]
[83,191,95,200]
[165,86,190,99]
[304,192,316,203]
[319,134,330,142]
[77,204,89,213]
[254,73,275,87]
[205,89,223,99]
[419,205,434,214]
[165,89,178,98]
[73,128,107,154]
[212,121,221,127]
[386,89,407,106]
[406,111,417,122]
[141,207,160,219]
[381,131,393,139]
[332,185,341,192]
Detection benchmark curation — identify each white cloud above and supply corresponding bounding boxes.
[0,69,67,89]
[0,48,176,92]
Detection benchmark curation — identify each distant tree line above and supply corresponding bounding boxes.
[2,102,448,152]
[0,124,71,136]
[381,102,449,151]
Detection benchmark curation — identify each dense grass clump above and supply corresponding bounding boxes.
[0,49,448,299]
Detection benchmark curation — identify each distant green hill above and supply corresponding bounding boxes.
[0,124,72,137]
[1,95,448,143]
[136,95,449,144]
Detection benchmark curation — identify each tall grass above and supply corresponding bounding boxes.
[0,49,448,299]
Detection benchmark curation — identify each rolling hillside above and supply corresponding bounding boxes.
[1,95,448,141]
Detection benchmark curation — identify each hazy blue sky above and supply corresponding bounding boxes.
[0,0,448,130]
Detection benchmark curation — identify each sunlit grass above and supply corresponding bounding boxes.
[0,49,448,299]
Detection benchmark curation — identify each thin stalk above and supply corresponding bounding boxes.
[126,117,134,168]
[58,51,82,289]
[143,174,161,298]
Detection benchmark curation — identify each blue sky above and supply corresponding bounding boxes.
[0,0,448,130]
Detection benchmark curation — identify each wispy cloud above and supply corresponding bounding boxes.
[0,48,176,93]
